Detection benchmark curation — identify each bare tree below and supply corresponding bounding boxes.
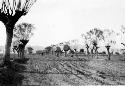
[81,34,90,55]
[103,29,116,60]
[120,25,125,48]
[87,28,104,55]
[82,28,104,59]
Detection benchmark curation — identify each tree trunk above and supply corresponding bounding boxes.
[96,49,98,59]
[86,48,89,55]
[21,48,25,59]
[3,25,14,65]
[91,47,94,58]
[18,51,20,57]
[95,47,98,59]
[57,51,59,57]
[106,49,110,60]
[65,51,67,57]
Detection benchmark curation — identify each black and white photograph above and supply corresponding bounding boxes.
[0,0,125,85]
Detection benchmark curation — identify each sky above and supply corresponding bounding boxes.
[0,0,125,47]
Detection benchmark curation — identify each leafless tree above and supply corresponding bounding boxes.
[103,29,116,60]
[82,28,104,59]
[87,28,104,56]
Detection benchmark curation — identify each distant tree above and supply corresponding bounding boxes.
[80,49,84,53]
[103,29,116,60]
[63,44,70,57]
[120,25,125,48]
[86,28,104,56]
[102,51,106,54]
[105,45,111,60]
[27,47,33,54]
[98,51,106,55]
[81,34,90,55]
[86,44,90,55]
[0,0,36,65]
[51,45,57,55]
[115,52,120,55]
[121,43,125,47]
[13,23,35,58]
[82,28,104,59]
[36,50,44,55]
[56,46,62,57]
[45,46,52,54]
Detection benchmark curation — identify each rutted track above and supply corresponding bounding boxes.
[24,55,125,85]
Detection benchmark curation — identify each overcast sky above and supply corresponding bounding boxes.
[0,0,125,47]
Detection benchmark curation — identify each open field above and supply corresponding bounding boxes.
[0,54,124,85]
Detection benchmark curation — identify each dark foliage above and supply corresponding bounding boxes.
[63,45,70,51]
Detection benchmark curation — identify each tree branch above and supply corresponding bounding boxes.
[0,10,8,23]
[121,43,125,46]
[0,0,36,24]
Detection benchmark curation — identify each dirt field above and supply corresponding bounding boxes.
[0,54,125,86]
[18,54,125,85]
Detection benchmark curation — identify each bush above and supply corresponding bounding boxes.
[80,49,84,53]
[63,45,70,51]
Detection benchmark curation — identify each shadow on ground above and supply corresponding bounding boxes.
[0,58,29,86]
